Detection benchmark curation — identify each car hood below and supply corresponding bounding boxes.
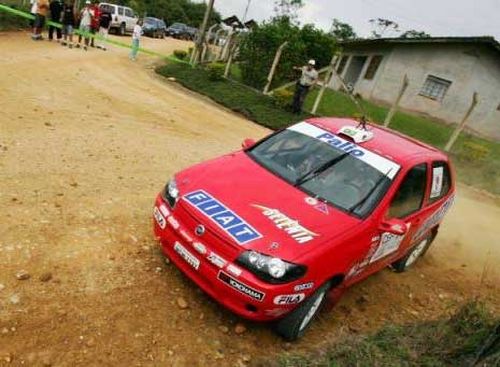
[175,151,360,261]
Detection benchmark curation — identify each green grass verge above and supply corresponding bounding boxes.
[156,62,500,195]
[0,2,30,31]
[157,62,311,130]
[276,302,500,367]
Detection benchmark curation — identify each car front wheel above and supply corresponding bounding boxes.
[274,282,330,341]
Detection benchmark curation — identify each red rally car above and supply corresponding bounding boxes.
[153,117,455,340]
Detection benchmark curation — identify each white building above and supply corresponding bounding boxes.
[329,37,500,140]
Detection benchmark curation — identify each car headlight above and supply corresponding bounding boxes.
[161,179,179,207]
[236,250,306,284]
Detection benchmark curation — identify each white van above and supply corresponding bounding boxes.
[99,3,138,35]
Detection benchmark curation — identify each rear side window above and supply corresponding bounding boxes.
[118,7,124,15]
[429,161,451,203]
[125,8,134,17]
[388,163,427,219]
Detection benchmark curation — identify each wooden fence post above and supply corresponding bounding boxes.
[384,74,409,127]
[224,41,239,78]
[263,41,288,94]
[444,92,479,152]
[311,52,339,114]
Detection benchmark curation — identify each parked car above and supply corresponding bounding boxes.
[165,22,190,39]
[143,17,167,38]
[153,118,456,341]
[186,26,198,41]
[98,2,137,36]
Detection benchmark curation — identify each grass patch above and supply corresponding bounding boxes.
[274,302,500,367]
[156,62,500,195]
[157,62,310,130]
[0,2,31,31]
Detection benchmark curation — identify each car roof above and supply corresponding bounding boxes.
[305,117,448,164]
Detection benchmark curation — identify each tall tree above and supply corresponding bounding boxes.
[273,0,303,23]
[330,18,357,40]
[369,18,400,38]
[399,30,431,39]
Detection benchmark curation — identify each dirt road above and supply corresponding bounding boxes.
[0,32,499,366]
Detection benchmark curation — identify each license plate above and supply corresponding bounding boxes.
[174,242,200,270]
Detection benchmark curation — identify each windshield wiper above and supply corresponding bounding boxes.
[295,152,350,186]
[347,168,393,215]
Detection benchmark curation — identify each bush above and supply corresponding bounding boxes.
[206,63,225,81]
[173,49,188,60]
[457,141,490,161]
[272,89,294,109]
[238,17,336,90]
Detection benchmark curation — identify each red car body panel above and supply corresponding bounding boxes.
[153,118,455,322]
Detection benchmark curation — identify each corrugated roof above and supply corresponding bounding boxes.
[339,36,500,55]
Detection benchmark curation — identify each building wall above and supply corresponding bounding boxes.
[329,43,500,140]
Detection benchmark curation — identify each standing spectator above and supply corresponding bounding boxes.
[29,0,38,28]
[61,0,75,48]
[48,0,63,42]
[89,1,100,48]
[32,0,49,41]
[76,0,93,50]
[129,19,143,61]
[97,8,112,51]
[291,60,319,114]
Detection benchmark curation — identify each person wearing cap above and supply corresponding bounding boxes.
[291,59,319,114]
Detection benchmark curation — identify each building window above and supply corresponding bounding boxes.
[336,56,348,75]
[364,55,383,80]
[419,75,452,101]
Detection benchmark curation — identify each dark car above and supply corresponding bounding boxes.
[166,22,190,39]
[186,26,198,41]
[143,17,167,38]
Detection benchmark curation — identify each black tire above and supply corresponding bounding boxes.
[274,282,330,341]
[391,230,437,273]
[119,23,126,36]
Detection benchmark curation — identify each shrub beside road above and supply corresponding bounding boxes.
[157,62,500,196]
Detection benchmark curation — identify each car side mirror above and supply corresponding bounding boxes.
[241,138,256,150]
[380,218,408,236]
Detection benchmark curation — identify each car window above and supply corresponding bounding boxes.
[100,4,115,14]
[388,163,427,219]
[117,7,124,15]
[428,161,451,203]
[248,125,401,218]
[124,8,133,17]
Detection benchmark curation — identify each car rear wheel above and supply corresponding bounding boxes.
[274,282,330,341]
[392,231,436,272]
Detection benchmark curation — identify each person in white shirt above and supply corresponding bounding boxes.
[129,19,143,61]
[292,59,319,114]
[77,0,93,50]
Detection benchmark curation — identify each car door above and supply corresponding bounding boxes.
[346,161,429,284]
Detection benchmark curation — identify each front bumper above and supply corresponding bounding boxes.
[152,195,308,322]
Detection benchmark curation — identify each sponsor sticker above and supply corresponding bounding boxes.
[184,190,261,245]
[153,206,166,229]
[173,241,200,270]
[218,271,265,302]
[252,204,318,244]
[370,229,408,263]
[192,241,207,255]
[288,122,400,179]
[293,282,314,292]
[273,293,306,305]
[159,204,170,218]
[207,252,227,268]
[430,166,444,199]
[167,216,180,229]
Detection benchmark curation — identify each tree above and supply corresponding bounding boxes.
[399,30,431,39]
[369,18,400,38]
[273,0,304,23]
[330,18,357,40]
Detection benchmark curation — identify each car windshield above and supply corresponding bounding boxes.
[247,123,400,218]
[144,18,156,25]
[170,23,184,29]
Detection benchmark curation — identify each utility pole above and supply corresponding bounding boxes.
[192,0,215,66]
[242,0,251,23]
[444,92,479,152]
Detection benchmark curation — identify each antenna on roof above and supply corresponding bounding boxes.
[357,115,368,130]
